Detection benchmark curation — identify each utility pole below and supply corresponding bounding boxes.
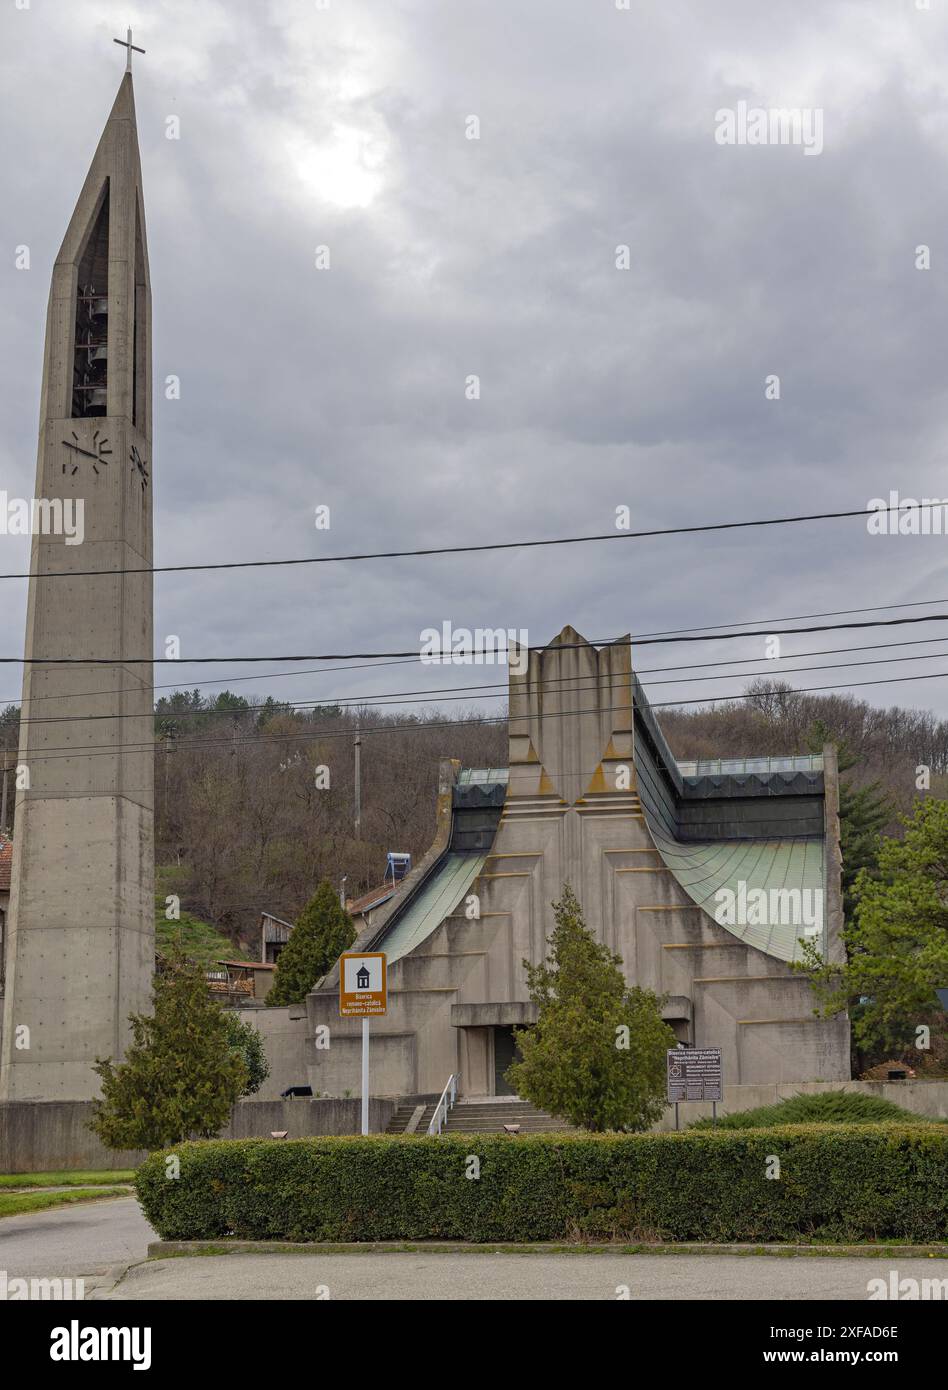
[354,732,362,839]
[157,723,176,842]
[0,742,8,838]
[163,726,175,822]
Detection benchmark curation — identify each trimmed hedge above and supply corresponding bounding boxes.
[136,1125,948,1244]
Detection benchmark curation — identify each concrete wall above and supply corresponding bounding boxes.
[0,1096,399,1173]
[3,1084,945,1170]
[227,1004,310,1100]
[223,1096,396,1139]
[654,1080,948,1129]
[0,1102,148,1172]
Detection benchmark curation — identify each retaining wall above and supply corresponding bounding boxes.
[0,1096,398,1172]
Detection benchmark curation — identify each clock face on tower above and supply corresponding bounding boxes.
[61,428,112,476]
[129,444,149,492]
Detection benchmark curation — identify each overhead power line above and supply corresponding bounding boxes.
[0,501,938,582]
[4,594,948,707]
[5,609,948,664]
[11,642,948,728]
[616,594,948,640]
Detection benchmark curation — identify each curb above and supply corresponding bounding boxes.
[147,1240,948,1260]
[83,1262,136,1300]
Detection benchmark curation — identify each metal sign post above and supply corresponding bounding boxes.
[361,1016,370,1136]
[339,952,387,1137]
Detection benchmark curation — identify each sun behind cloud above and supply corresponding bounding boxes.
[286,121,389,210]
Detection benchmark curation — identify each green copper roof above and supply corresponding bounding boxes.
[647,826,825,963]
[676,754,823,777]
[376,853,487,964]
[456,767,509,786]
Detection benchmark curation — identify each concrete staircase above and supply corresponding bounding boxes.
[386,1102,433,1134]
[445,1100,570,1134]
[386,1098,569,1135]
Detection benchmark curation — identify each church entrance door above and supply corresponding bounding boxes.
[493,1026,521,1096]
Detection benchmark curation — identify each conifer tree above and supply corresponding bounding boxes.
[268,880,355,1006]
[802,797,948,1056]
[225,1010,270,1096]
[806,720,891,918]
[507,884,674,1132]
[90,950,248,1150]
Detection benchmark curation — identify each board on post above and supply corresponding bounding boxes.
[339,953,387,1136]
[666,1047,723,1129]
[339,952,387,1016]
[666,1047,723,1103]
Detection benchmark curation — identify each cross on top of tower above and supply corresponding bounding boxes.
[113,27,145,73]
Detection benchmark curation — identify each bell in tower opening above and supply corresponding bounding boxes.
[72,185,110,418]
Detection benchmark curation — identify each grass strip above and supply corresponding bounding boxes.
[0,1187,129,1219]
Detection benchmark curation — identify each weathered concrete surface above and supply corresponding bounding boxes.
[222,1096,397,1139]
[225,1003,310,1099]
[0,1100,146,1172]
[96,1251,948,1301]
[0,72,154,1101]
[0,1096,398,1172]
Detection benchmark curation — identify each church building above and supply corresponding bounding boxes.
[304,627,850,1099]
[0,49,849,1120]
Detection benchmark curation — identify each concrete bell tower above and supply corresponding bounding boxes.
[0,69,154,1100]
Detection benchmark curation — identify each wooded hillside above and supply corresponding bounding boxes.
[3,677,945,953]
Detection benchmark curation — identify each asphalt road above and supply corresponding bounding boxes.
[99,1252,948,1301]
[0,1195,154,1282]
[5,1198,947,1301]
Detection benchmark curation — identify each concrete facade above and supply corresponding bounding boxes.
[0,74,154,1100]
[305,627,850,1099]
[228,1003,311,1099]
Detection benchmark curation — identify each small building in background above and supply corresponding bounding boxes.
[344,852,412,929]
[260,911,293,965]
[209,959,275,1005]
[345,882,395,930]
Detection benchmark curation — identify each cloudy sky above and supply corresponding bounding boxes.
[3,0,948,729]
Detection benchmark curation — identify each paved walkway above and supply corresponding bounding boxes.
[0,1195,153,1282]
[96,1252,948,1301]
